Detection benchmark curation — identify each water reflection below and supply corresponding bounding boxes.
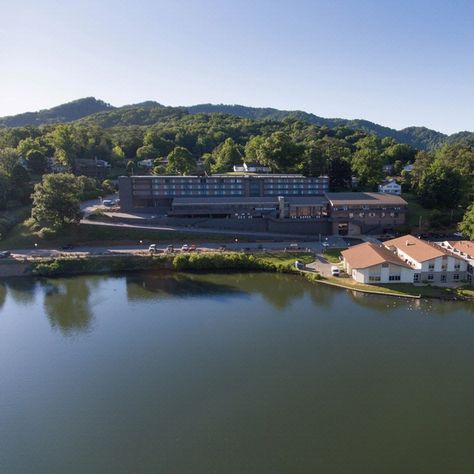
[126,272,247,301]
[41,278,94,335]
[2,278,37,305]
[347,289,474,315]
[0,282,6,310]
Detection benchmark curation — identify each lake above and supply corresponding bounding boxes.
[0,272,473,473]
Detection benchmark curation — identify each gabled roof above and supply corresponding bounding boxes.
[384,234,460,263]
[445,240,474,259]
[341,242,412,270]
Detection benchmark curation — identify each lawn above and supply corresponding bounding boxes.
[316,275,472,299]
[0,221,239,250]
[256,251,314,267]
[322,248,343,264]
[403,193,432,229]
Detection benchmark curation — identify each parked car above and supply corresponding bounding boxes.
[331,266,340,277]
[166,244,174,253]
[288,243,299,250]
[0,251,11,259]
[294,260,305,270]
[148,244,157,253]
[189,244,197,251]
[218,245,227,252]
[181,244,189,252]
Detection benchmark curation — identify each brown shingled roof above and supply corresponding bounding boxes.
[341,242,412,270]
[447,240,474,259]
[383,234,457,262]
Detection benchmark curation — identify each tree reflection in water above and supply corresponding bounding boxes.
[126,272,247,301]
[42,278,94,335]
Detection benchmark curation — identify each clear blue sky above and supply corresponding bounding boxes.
[1,0,473,133]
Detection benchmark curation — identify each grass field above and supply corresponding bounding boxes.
[403,193,433,229]
[0,222,238,250]
[256,251,314,267]
[319,275,473,299]
[322,248,343,264]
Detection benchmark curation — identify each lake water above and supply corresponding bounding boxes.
[0,272,473,474]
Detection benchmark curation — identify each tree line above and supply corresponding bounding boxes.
[0,112,473,238]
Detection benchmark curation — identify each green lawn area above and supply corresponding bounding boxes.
[318,275,472,299]
[322,248,343,264]
[0,222,239,250]
[403,193,432,229]
[256,251,314,267]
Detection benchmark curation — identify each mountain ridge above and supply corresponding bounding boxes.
[1,97,472,150]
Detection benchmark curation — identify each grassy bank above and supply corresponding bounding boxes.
[322,248,343,264]
[307,274,473,299]
[28,251,313,277]
[0,221,238,250]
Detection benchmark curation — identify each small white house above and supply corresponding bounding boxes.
[378,179,401,195]
[403,163,414,173]
[138,159,154,168]
[341,242,414,284]
[233,162,271,173]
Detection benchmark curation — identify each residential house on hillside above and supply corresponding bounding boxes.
[384,234,467,283]
[233,162,271,173]
[403,163,414,173]
[378,179,401,195]
[341,242,414,283]
[437,240,474,285]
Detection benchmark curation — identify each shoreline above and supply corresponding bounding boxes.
[0,252,472,301]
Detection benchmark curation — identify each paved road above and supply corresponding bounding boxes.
[8,239,346,259]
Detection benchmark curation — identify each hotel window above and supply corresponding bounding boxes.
[428,263,435,270]
[413,274,420,282]
[389,275,401,281]
[453,274,460,280]
[427,274,434,281]
[369,276,381,282]
[454,263,460,270]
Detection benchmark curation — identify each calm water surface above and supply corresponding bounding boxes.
[0,272,473,473]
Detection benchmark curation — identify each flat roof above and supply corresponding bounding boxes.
[325,192,407,206]
[172,196,328,206]
[123,174,328,180]
[342,242,412,270]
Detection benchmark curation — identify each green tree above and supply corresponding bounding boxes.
[166,147,195,175]
[31,173,83,230]
[47,124,78,167]
[459,203,474,239]
[417,162,465,208]
[26,149,48,174]
[211,138,243,173]
[351,136,384,189]
[0,148,19,176]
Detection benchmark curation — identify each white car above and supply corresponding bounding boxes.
[331,266,340,277]
[148,244,157,253]
[181,244,189,251]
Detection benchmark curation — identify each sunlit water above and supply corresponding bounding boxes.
[0,272,473,473]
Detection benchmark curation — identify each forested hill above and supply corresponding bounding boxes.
[2,97,473,150]
[0,98,112,128]
[186,104,449,150]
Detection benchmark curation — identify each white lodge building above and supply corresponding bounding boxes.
[378,179,402,195]
[341,242,414,284]
[384,235,467,283]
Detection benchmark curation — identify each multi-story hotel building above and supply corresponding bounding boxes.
[119,174,330,213]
